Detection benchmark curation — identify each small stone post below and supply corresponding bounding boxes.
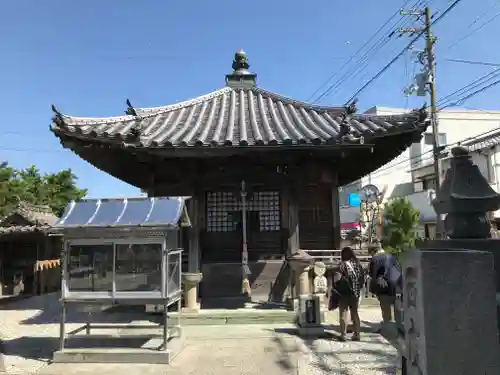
[182,273,202,312]
[0,339,6,372]
[287,250,314,313]
[287,251,313,296]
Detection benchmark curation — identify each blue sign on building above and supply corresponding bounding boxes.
[348,193,361,207]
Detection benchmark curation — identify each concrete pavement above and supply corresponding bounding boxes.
[0,293,399,375]
[35,324,398,375]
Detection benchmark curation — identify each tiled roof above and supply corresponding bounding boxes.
[0,202,58,227]
[0,202,58,237]
[463,129,500,152]
[0,225,51,235]
[51,86,425,148]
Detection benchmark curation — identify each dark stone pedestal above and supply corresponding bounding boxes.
[422,239,500,291]
[402,248,499,375]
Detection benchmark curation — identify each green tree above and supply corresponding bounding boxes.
[0,162,87,217]
[382,198,420,259]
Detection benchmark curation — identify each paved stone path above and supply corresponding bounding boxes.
[0,294,399,375]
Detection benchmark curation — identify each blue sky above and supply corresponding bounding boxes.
[1,0,499,198]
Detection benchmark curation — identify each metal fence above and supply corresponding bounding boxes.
[303,249,372,264]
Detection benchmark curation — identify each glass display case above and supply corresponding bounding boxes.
[67,244,114,292]
[51,196,190,352]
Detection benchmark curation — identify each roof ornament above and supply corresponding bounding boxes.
[413,103,429,123]
[125,98,139,117]
[226,49,257,88]
[339,98,364,144]
[51,104,66,128]
[232,49,250,72]
[124,99,143,144]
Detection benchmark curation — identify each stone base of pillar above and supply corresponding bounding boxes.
[182,302,201,313]
[182,273,203,312]
[297,267,310,296]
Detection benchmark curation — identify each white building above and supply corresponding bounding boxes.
[340,107,500,238]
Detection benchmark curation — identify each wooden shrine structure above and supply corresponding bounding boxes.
[0,202,60,296]
[50,50,429,306]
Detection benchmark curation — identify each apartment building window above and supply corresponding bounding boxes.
[424,133,447,147]
[422,178,436,190]
[410,142,423,168]
[413,181,424,193]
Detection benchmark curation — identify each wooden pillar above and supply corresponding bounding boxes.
[183,193,203,312]
[287,187,300,255]
[321,166,341,250]
[331,185,341,250]
[188,195,200,273]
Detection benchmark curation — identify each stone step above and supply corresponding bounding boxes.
[167,308,296,326]
[200,260,289,302]
[147,297,380,325]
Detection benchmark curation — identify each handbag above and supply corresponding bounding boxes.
[335,262,354,297]
[328,287,341,310]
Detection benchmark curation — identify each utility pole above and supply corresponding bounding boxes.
[424,7,445,238]
[401,7,444,238]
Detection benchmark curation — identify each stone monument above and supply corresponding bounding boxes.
[401,146,500,375]
[313,261,328,323]
[287,250,327,334]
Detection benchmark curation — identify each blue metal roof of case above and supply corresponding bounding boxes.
[55,197,186,228]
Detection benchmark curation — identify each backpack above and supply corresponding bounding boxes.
[371,255,400,294]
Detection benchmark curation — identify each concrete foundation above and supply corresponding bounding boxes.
[53,334,185,364]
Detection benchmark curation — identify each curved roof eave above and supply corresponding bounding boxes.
[50,86,427,149]
[60,124,427,189]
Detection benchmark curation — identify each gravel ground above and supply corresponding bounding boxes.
[298,333,399,375]
[0,293,399,375]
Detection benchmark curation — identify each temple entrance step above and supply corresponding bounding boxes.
[200,260,290,303]
[168,306,296,325]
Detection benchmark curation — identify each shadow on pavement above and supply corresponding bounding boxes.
[4,334,162,364]
[361,320,399,346]
[19,302,165,326]
[269,332,302,372]
[3,336,58,362]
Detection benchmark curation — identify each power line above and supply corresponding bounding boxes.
[443,58,500,67]
[444,5,500,51]
[437,67,500,107]
[439,76,500,110]
[306,1,410,102]
[319,0,435,102]
[366,125,500,180]
[0,147,67,153]
[307,0,418,103]
[437,67,500,109]
[344,0,465,104]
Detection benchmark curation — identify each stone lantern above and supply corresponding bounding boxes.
[432,146,500,239]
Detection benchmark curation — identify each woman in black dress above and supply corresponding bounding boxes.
[335,246,365,341]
